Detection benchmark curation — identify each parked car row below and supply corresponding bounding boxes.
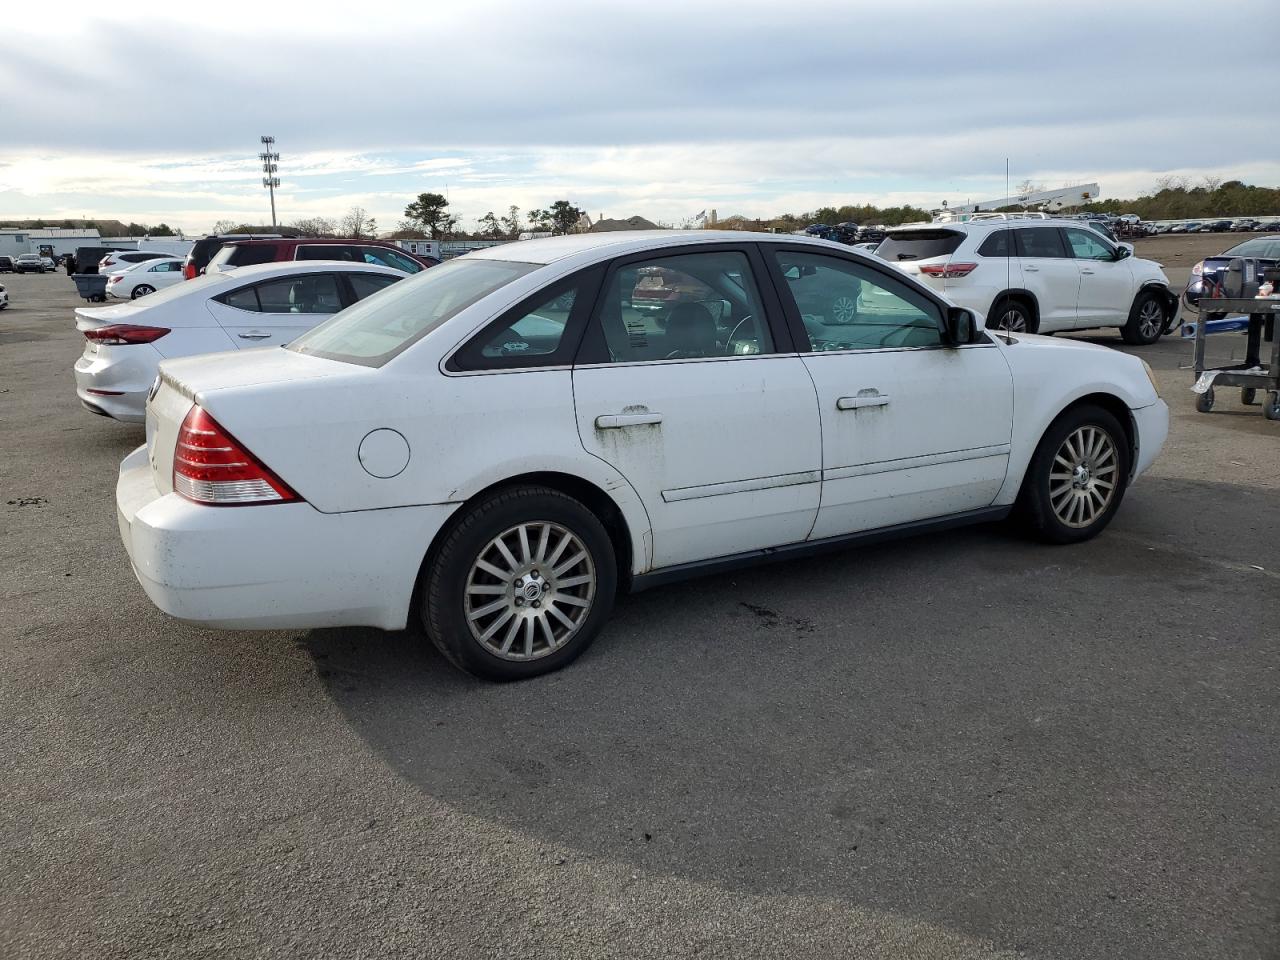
[183,234,440,280]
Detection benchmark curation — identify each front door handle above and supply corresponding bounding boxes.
[1080,268,1096,275]
[836,394,890,410]
[238,331,272,340]
[595,412,663,429]
[1023,265,1040,272]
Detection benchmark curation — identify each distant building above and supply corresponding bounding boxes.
[0,227,102,258]
[588,215,660,233]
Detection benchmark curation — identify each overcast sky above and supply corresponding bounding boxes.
[1,0,1274,234]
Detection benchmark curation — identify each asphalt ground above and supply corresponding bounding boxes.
[2,241,1278,959]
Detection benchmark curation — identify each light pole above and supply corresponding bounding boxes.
[260,136,280,228]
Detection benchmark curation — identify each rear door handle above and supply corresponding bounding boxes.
[1023,265,1040,273]
[237,331,272,340]
[836,394,890,410]
[1080,269,1096,275]
[595,412,663,429]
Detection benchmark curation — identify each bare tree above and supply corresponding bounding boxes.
[1201,175,1223,192]
[212,219,239,234]
[1015,179,1044,197]
[290,216,336,237]
[339,206,377,239]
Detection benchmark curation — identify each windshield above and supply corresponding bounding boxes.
[289,257,539,366]
[1224,237,1280,259]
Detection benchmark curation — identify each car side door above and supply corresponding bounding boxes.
[1013,227,1079,332]
[1063,227,1133,328]
[766,248,1014,539]
[571,246,823,570]
[205,272,346,347]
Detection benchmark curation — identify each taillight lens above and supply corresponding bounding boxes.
[183,262,196,280]
[173,406,301,506]
[83,324,170,345]
[918,262,978,279]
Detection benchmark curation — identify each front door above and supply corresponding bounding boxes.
[767,248,1014,540]
[1063,227,1133,328]
[206,271,345,347]
[572,247,822,569]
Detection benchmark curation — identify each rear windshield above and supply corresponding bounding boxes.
[288,258,539,366]
[1224,237,1280,260]
[877,229,964,262]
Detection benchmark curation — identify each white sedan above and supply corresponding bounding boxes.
[106,257,187,299]
[116,231,1168,680]
[76,260,405,422]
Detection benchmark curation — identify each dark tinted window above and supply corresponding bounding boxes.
[297,244,363,263]
[348,272,401,300]
[255,274,343,313]
[877,229,964,262]
[222,286,260,311]
[226,244,279,267]
[977,230,1013,257]
[1015,228,1068,258]
[360,247,423,273]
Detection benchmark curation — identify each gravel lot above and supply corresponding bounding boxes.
[2,238,1278,960]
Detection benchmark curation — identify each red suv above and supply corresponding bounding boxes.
[205,238,439,277]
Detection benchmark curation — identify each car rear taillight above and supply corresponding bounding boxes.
[172,406,301,506]
[918,263,979,279]
[183,261,196,280]
[83,324,171,345]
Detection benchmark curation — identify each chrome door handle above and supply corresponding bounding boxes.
[595,412,663,429]
[1023,266,1040,272]
[836,394,890,410]
[237,331,271,340]
[1080,269,1096,275]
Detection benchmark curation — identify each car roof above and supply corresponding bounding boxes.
[223,237,395,246]
[885,217,1094,235]
[467,230,847,265]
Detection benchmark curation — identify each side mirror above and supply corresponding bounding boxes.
[945,306,977,345]
[1115,243,1133,260]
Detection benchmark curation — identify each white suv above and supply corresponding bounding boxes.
[877,215,1178,344]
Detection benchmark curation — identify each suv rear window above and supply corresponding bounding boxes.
[212,243,279,268]
[877,230,964,262]
[977,230,1014,257]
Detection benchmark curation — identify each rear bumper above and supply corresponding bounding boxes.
[1131,400,1169,481]
[116,445,457,631]
[73,344,162,422]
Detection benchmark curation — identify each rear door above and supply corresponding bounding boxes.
[1062,227,1132,328]
[206,272,345,346]
[1013,227,1078,332]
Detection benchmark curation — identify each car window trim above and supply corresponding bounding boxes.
[572,242,794,367]
[445,265,604,374]
[759,244,957,354]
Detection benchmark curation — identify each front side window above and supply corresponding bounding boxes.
[1064,228,1115,261]
[289,258,538,366]
[588,250,773,363]
[1015,228,1068,259]
[361,247,423,273]
[254,274,343,314]
[772,251,942,351]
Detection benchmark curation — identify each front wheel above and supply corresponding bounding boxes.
[1019,405,1130,544]
[1121,290,1166,345]
[422,486,617,680]
[131,284,155,299]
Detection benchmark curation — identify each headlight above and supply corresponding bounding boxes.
[1191,261,1203,276]
[1141,359,1160,398]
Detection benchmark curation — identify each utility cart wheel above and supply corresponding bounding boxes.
[1195,388,1215,414]
[1241,387,1258,405]
[1264,392,1280,422]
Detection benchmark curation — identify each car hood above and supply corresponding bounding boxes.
[994,332,1159,408]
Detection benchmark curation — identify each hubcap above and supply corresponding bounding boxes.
[1139,300,1163,338]
[1050,425,1118,528]
[997,309,1027,333]
[464,521,596,661]
[831,296,858,323]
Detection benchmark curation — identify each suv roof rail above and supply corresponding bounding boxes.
[965,211,1051,222]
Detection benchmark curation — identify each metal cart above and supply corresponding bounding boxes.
[1191,297,1280,419]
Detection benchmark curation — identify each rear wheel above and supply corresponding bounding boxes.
[131,284,155,299]
[1121,290,1166,345]
[1019,404,1130,544]
[990,296,1037,334]
[422,486,617,680]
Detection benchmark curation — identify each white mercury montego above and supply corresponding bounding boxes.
[117,231,1168,680]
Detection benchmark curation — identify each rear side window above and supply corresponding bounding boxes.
[297,244,362,263]
[451,275,592,371]
[877,230,964,262]
[255,274,343,313]
[348,272,401,300]
[1015,228,1068,258]
[977,230,1014,257]
[226,244,279,267]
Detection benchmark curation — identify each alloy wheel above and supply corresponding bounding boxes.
[464,521,596,661]
[996,308,1027,333]
[831,295,859,323]
[1049,425,1118,528]
[1138,300,1164,339]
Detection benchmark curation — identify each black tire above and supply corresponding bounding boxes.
[1121,290,1166,345]
[1195,388,1215,414]
[1241,387,1259,406]
[1264,392,1280,422]
[990,295,1038,334]
[422,485,617,681]
[131,284,155,299]
[1018,404,1131,544]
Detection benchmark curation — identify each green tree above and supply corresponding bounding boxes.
[476,211,503,239]
[549,200,583,235]
[403,192,456,239]
[150,223,176,236]
[527,209,551,231]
